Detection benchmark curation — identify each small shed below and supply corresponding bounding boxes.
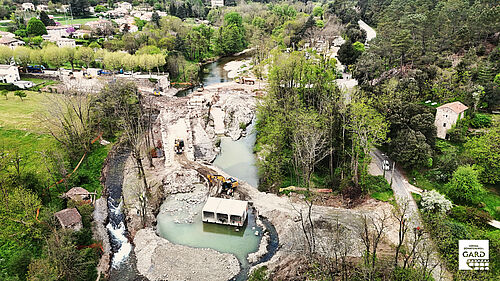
[202,197,248,227]
[62,187,95,203]
[434,101,468,139]
[54,208,83,231]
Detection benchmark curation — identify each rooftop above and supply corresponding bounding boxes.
[54,208,82,228]
[437,101,468,114]
[202,197,248,215]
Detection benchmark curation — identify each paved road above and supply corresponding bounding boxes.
[371,149,451,281]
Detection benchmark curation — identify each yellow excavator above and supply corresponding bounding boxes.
[207,174,239,195]
[174,139,184,154]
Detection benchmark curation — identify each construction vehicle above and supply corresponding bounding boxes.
[174,139,184,154]
[207,174,239,195]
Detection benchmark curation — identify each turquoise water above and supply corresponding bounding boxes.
[156,199,262,268]
[213,122,259,188]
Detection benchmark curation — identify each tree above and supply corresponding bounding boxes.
[446,165,484,205]
[43,46,69,74]
[216,12,247,55]
[1,89,7,100]
[360,212,389,280]
[39,11,55,26]
[338,42,362,66]
[14,46,32,69]
[347,100,388,188]
[0,45,13,64]
[69,0,90,17]
[14,91,26,101]
[75,46,95,68]
[152,11,160,27]
[62,47,76,71]
[121,53,137,72]
[389,129,432,169]
[464,125,500,184]
[94,5,107,13]
[292,109,329,188]
[26,18,47,36]
[421,190,452,215]
[313,6,324,17]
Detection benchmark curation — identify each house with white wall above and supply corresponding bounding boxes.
[22,3,35,11]
[434,101,468,139]
[0,65,20,83]
[0,37,25,49]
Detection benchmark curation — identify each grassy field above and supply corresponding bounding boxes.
[53,17,99,25]
[0,91,55,133]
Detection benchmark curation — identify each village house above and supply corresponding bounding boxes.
[36,4,49,12]
[434,101,468,139]
[46,25,72,39]
[118,2,133,11]
[0,37,24,49]
[56,38,76,48]
[211,0,224,7]
[72,29,92,39]
[21,3,35,11]
[84,20,113,32]
[0,65,20,83]
[54,208,83,231]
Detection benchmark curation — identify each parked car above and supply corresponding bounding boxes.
[97,69,112,75]
[27,65,45,73]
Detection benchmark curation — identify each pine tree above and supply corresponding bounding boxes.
[39,11,55,27]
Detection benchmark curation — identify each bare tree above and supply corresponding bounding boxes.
[41,92,94,160]
[393,200,411,268]
[292,110,330,188]
[291,196,316,256]
[359,211,389,280]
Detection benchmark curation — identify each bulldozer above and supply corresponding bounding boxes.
[174,139,184,154]
[207,174,239,195]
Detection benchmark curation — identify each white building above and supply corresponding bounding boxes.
[434,101,468,139]
[118,2,133,11]
[72,29,92,39]
[22,3,35,11]
[202,197,248,227]
[0,65,20,84]
[46,25,71,39]
[36,4,49,12]
[211,0,224,7]
[56,38,76,48]
[0,37,25,49]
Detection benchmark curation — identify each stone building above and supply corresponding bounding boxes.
[54,208,83,231]
[434,101,468,139]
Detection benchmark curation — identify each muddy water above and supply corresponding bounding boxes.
[213,121,259,188]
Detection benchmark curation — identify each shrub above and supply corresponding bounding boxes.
[7,249,31,279]
[421,190,452,214]
[449,205,492,226]
[470,113,492,128]
[446,165,484,205]
[363,175,391,192]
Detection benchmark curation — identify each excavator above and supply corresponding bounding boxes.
[207,174,239,195]
[174,139,184,154]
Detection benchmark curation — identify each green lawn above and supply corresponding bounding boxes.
[0,91,55,133]
[53,17,99,25]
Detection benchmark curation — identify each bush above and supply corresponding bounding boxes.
[363,175,391,192]
[449,205,492,226]
[0,83,20,91]
[470,113,492,128]
[421,190,452,214]
[7,249,31,279]
[446,165,484,205]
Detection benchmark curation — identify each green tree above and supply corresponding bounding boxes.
[464,125,500,184]
[14,90,27,101]
[216,12,246,55]
[69,0,90,17]
[75,46,95,68]
[389,129,432,169]
[43,46,69,74]
[0,45,13,64]
[13,46,32,68]
[39,11,55,26]
[94,5,107,13]
[26,17,47,36]
[1,89,8,100]
[313,6,324,17]
[446,165,484,205]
